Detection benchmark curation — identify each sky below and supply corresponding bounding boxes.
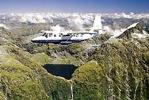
[0,0,149,13]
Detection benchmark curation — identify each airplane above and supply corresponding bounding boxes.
[31,15,103,45]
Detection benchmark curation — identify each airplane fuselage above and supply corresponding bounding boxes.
[31,32,96,44]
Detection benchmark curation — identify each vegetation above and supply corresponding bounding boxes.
[0,26,149,99]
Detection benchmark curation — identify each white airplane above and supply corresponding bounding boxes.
[31,15,103,45]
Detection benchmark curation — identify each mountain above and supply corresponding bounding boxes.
[0,13,149,100]
[116,22,149,39]
[1,35,149,100]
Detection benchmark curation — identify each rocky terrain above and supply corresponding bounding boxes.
[0,13,149,100]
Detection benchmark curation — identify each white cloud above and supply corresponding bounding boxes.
[68,16,85,31]
[51,24,65,33]
[17,13,46,23]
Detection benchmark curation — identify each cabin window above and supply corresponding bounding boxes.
[49,33,52,37]
[54,34,56,37]
[45,34,48,38]
[59,33,63,37]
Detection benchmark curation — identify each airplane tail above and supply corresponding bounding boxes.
[90,15,103,34]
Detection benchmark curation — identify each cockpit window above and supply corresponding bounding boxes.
[42,33,46,36]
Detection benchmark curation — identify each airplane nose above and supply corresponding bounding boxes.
[31,38,37,43]
[31,39,35,42]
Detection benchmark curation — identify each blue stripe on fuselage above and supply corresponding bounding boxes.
[31,40,83,44]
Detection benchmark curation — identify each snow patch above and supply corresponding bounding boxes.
[127,22,139,29]
[0,23,9,29]
[132,33,147,39]
[110,29,125,38]
[121,13,132,19]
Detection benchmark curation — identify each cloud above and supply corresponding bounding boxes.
[51,24,65,33]
[67,15,84,31]
[18,13,46,23]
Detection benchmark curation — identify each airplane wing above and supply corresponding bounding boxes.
[66,31,96,35]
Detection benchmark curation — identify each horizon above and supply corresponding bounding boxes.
[1,12,149,15]
[0,0,149,13]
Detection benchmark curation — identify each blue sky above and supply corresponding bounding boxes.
[0,0,149,13]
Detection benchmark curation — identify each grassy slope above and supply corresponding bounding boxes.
[0,44,71,100]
